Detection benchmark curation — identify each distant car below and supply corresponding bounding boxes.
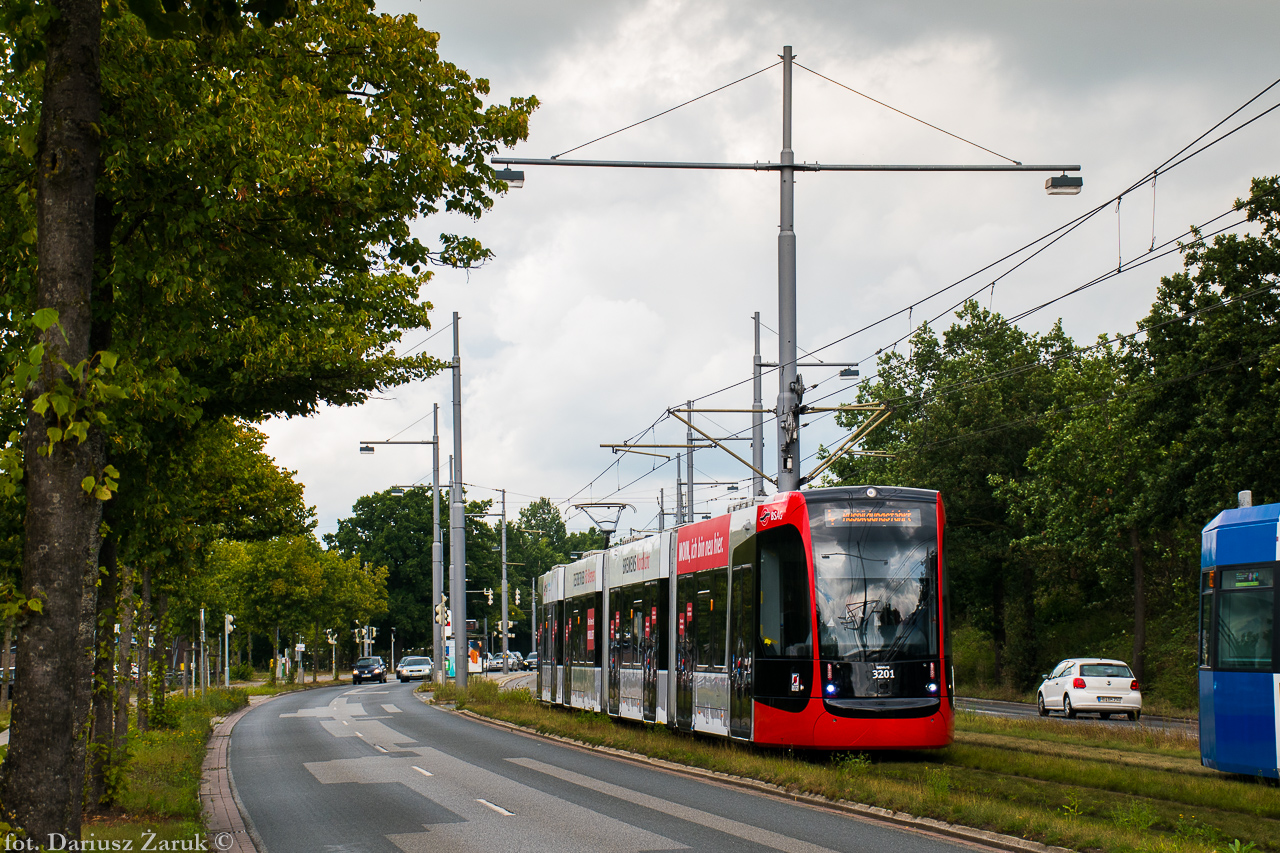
[486,652,522,672]
[1037,658,1142,721]
[396,656,432,682]
[523,652,539,671]
[352,656,387,684]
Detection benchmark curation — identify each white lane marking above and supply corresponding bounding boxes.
[375,745,388,753]
[412,765,433,777]
[342,721,349,726]
[510,757,841,853]
[476,799,514,816]
[356,732,363,737]
[382,704,402,713]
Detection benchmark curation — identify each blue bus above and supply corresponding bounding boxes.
[1199,500,1279,779]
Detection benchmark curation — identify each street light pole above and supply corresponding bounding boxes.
[431,403,444,685]
[493,44,1079,493]
[500,489,509,675]
[776,45,801,491]
[451,312,468,690]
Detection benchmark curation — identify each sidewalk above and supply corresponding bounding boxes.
[201,695,279,853]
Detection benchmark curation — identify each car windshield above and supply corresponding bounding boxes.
[810,497,938,662]
[356,657,381,666]
[401,657,427,666]
[1079,663,1132,678]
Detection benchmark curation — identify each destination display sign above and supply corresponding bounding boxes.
[1223,567,1273,589]
[824,506,921,527]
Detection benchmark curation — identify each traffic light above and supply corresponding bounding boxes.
[225,614,235,633]
[486,588,494,605]
[515,588,521,606]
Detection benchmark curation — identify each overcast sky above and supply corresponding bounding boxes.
[261,0,1280,540]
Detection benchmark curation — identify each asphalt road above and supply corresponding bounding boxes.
[229,681,984,853]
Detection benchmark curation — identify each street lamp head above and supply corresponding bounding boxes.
[359,444,375,454]
[1045,174,1083,196]
[495,168,525,189]
[839,367,859,379]
[389,487,405,497]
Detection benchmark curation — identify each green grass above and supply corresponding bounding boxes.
[436,681,1276,853]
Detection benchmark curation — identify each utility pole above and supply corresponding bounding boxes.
[685,400,695,519]
[431,404,443,685]
[494,44,1078,494]
[658,489,664,533]
[675,453,684,524]
[753,312,765,497]
[451,312,468,690]
[500,489,509,675]
[776,45,801,491]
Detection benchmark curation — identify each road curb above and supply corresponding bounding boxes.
[425,695,1072,853]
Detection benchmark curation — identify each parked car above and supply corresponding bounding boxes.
[352,656,387,684]
[396,656,432,682]
[523,652,539,671]
[486,651,522,672]
[1037,658,1142,721]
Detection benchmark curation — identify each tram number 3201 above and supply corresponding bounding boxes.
[871,666,894,680]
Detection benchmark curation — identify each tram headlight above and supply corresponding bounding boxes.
[926,682,938,694]
[865,488,878,498]
[825,682,838,696]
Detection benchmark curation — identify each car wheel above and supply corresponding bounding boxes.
[381,674,387,684]
[1128,710,1140,722]
[1064,694,1077,719]
[1100,712,1111,720]
[353,677,360,685]
[1037,693,1048,717]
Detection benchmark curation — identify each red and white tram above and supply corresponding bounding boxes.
[535,485,953,750]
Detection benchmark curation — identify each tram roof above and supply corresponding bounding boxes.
[1201,502,1280,568]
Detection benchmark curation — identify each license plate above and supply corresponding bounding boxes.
[1097,696,1121,703]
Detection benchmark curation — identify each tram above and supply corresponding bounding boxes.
[535,485,953,750]
[1199,500,1279,779]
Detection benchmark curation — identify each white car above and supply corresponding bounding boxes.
[396,656,433,682]
[1037,658,1142,721]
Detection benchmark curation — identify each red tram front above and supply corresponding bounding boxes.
[535,485,953,750]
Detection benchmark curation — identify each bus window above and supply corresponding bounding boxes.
[1216,567,1273,670]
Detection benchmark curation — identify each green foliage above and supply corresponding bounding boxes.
[824,177,1280,698]
[229,662,255,682]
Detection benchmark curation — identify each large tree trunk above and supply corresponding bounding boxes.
[137,567,151,731]
[152,594,168,725]
[1129,525,1146,684]
[89,536,118,810]
[115,563,134,748]
[1,0,104,839]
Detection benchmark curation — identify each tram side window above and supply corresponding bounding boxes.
[695,568,728,671]
[1217,586,1273,670]
[757,525,811,659]
[1199,571,1212,667]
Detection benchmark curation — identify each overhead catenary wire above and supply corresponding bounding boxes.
[550,61,782,160]
[557,78,1280,511]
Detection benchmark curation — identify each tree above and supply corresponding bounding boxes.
[0,0,534,834]
[827,303,1076,688]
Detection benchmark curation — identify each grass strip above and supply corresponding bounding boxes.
[434,679,1271,853]
[957,711,1200,757]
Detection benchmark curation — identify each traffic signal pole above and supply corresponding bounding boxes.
[500,489,509,675]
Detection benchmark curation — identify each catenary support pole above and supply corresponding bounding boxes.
[686,401,695,519]
[431,403,443,684]
[451,313,468,689]
[753,311,765,497]
[777,45,800,492]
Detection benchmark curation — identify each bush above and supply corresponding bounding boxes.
[229,662,255,682]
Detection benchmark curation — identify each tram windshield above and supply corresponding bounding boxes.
[809,498,938,662]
